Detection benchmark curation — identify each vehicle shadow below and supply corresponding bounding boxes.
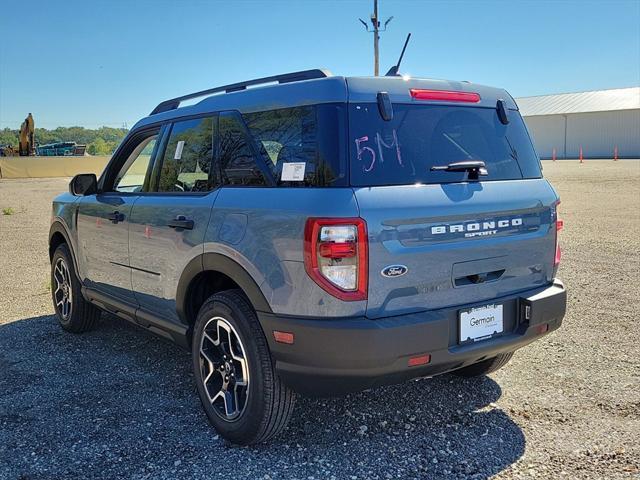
[0,314,525,479]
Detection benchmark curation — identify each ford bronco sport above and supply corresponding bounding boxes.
[49,69,566,445]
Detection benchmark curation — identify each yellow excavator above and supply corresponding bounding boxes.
[18,113,35,156]
[0,113,36,157]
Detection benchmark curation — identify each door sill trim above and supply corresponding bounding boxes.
[82,286,189,349]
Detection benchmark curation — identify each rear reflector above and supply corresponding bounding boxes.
[273,331,294,345]
[408,354,431,367]
[410,89,481,103]
[536,324,549,335]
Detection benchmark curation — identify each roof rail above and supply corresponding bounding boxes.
[150,69,332,115]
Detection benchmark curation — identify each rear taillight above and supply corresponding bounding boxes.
[554,202,563,267]
[410,89,481,103]
[304,218,368,301]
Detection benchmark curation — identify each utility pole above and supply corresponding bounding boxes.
[359,0,393,76]
[373,0,379,76]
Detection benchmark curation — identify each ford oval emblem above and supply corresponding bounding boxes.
[381,265,408,278]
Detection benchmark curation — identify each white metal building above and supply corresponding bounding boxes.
[516,87,640,159]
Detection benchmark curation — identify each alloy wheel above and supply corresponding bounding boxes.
[53,258,73,320]
[199,316,250,421]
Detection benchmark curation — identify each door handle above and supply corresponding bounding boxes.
[107,211,125,224]
[168,215,194,230]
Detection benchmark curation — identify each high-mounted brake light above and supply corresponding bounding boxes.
[304,218,368,301]
[410,89,481,103]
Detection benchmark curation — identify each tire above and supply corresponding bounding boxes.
[453,352,514,378]
[51,243,100,333]
[192,289,295,445]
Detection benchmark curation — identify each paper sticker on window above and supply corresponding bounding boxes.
[174,140,185,160]
[281,162,306,181]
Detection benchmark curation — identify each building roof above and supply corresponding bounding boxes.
[516,87,640,116]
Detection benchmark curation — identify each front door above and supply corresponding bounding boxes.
[76,130,160,305]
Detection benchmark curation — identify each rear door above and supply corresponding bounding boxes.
[348,100,559,319]
[128,116,219,324]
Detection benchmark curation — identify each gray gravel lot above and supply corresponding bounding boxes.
[1,161,639,479]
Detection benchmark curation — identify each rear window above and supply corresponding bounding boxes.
[349,103,541,186]
[243,104,347,187]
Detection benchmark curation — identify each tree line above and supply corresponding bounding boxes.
[0,126,128,155]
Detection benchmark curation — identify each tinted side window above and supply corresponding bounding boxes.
[219,112,268,186]
[113,135,157,193]
[243,105,346,187]
[158,117,214,192]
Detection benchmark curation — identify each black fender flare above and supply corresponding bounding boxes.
[176,253,273,324]
[49,220,81,274]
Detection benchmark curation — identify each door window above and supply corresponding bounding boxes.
[219,112,268,186]
[113,135,157,193]
[157,117,214,192]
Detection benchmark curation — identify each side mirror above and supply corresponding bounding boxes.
[69,173,97,196]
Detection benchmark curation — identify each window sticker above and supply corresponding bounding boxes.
[281,162,306,181]
[174,140,185,160]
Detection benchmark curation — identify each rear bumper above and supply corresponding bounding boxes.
[258,279,566,396]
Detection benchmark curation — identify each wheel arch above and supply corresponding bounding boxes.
[177,253,273,329]
[49,221,80,273]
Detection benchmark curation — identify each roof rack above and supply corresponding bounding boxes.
[150,69,332,115]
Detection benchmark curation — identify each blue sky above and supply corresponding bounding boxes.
[1,0,639,129]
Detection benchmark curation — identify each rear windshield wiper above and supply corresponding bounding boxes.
[430,160,488,180]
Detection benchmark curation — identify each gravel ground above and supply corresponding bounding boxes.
[1,161,639,479]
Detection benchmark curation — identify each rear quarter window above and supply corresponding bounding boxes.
[349,103,541,186]
[219,112,268,186]
[243,104,347,187]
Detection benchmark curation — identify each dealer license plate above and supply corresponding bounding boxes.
[459,304,504,343]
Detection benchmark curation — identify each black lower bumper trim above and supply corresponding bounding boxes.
[258,280,566,396]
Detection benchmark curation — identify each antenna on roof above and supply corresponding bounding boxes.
[385,33,411,77]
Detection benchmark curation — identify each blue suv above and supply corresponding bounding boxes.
[49,69,566,444]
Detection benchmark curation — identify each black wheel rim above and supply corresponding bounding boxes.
[199,316,250,421]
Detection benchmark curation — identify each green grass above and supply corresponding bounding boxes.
[2,207,15,215]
